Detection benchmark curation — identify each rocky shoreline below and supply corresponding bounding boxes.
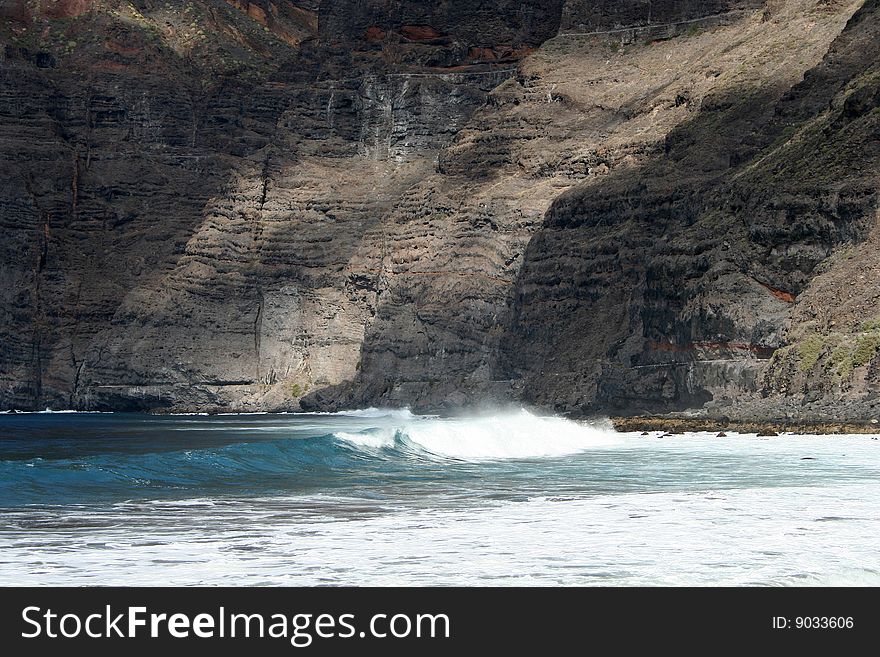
[610,416,880,435]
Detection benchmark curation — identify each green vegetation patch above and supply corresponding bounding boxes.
[288,381,310,398]
[767,324,880,388]
[858,316,880,333]
[796,333,825,372]
[853,332,880,368]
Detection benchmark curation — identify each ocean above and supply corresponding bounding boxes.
[1,408,878,586]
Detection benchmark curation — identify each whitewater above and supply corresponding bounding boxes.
[0,409,878,585]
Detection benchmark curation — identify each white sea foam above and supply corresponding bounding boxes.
[217,412,269,415]
[3,482,878,586]
[333,408,618,460]
[333,429,398,449]
[2,409,109,414]
[336,407,419,419]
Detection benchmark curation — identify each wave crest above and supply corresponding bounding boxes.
[333,409,617,460]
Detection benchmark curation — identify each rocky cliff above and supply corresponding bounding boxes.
[1,0,878,421]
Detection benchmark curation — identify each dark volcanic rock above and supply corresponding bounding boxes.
[559,0,764,31]
[319,0,565,47]
[498,0,880,420]
[1,0,879,421]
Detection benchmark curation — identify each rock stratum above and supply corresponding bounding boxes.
[0,0,878,421]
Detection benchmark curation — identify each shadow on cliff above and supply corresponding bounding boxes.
[497,1,880,416]
[303,0,880,415]
[0,79,233,410]
[301,84,784,413]
[0,6,313,411]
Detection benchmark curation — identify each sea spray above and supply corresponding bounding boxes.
[333,408,618,460]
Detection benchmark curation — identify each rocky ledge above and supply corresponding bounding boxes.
[611,416,880,435]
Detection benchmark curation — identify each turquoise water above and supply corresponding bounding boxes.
[1,409,878,585]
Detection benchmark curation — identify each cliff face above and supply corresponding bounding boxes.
[0,0,878,419]
[502,0,880,420]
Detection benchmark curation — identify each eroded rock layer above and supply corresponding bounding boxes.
[1,0,878,420]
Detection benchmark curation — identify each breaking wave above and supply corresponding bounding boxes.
[0,408,617,506]
[334,409,617,460]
